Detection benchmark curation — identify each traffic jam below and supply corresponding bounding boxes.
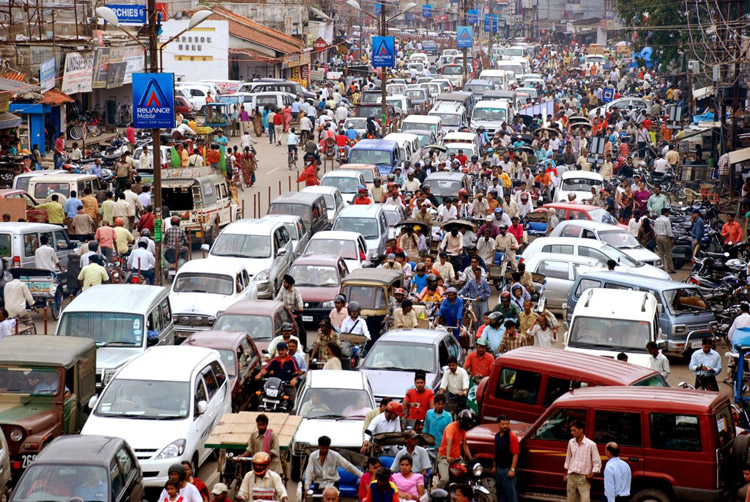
[1,10,749,502]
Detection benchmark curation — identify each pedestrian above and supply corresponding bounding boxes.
[563,420,601,502]
[603,442,631,502]
[654,207,675,273]
[127,241,156,284]
[645,341,670,380]
[273,109,284,146]
[688,336,722,391]
[492,415,519,502]
[35,194,64,225]
[690,209,704,255]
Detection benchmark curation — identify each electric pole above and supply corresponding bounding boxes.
[148,0,164,285]
[462,0,468,83]
[381,3,388,126]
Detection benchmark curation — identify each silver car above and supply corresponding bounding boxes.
[521,253,603,312]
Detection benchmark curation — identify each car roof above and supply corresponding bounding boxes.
[377,328,447,344]
[175,258,246,276]
[28,174,97,182]
[262,213,303,224]
[352,139,398,149]
[35,435,128,465]
[184,330,249,350]
[117,346,217,381]
[322,171,362,179]
[339,164,377,170]
[383,133,419,142]
[0,335,95,366]
[271,192,325,204]
[554,220,621,232]
[561,170,603,180]
[221,218,280,235]
[222,299,285,316]
[496,347,660,383]
[292,254,343,267]
[304,369,369,390]
[310,230,362,241]
[345,268,402,283]
[576,270,693,291]
[403,115,440,123]
[574,288,657,316]
[425,172,465,181]
[556,386,728,413]
[523,252,601,266]
[530,236,608,249]
[474,100,510,108]
[543,202,600,211]
[64,284,167,313]
[0,222,67,233]
[338,204,384,217]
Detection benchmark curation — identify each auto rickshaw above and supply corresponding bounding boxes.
[204,102,231,135]
[340,268,404,345]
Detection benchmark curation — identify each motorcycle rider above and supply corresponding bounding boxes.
[236,452,288,502]
[254,341,300,392]
[158,463,203,502]
[362,401,403,453]
[304,435,363,493]
[435,410,475,489]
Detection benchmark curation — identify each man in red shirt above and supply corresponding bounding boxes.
[54,133,65,169]
[436,410,474,488]
[403,370,434,421]
[463,339,494,381]
[455,149,468,166]
[352,186,372,205]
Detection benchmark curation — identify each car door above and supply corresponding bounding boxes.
[192,370,212,462]
[115,446,143,502]
[589,408,645,497]
[269,229,285,293]
[52,229,73,267]
[535,260,571,310]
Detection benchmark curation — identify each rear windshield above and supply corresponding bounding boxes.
[34,182,70,199]
[268,203,312,222]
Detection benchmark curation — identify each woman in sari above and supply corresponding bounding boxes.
[252,108,264,137]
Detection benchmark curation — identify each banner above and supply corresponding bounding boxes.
[372,36,395,68]
[40,58,56,93]
[467,9,478,23]
[92,48,110,89]
[106,3,146,24]
[132,73,175,129]
[457,26,472,49]
[61,52,94,95]
[422,4,432,17]
[121,45,145,85]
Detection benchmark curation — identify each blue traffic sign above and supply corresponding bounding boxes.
[106,4,146,24]
[375,3,382,14]
[133,73,175,129]
[457,26,473,48]
[467,9,478,24]
[484,14,498,32]
[372,36,395,68]
[423,4,432,17]
[602,87,615,103]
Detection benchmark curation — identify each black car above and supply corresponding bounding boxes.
[10,435,145,502]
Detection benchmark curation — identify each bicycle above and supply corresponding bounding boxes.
[67,115,102,141]
[288,147,298,169]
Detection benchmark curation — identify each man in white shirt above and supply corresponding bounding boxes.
[34,234,62,272]
[728,303,750,343]
[361,401,403,452]
[138,146,152,171]
[121,182,143,229]
[340,302,371,339]
[437,198,458,222]
[402,170,421,191]
[0,309,16,340]
[127,241,156,284]
[653,156,670,174]
[646,342,670,380]
[438,356,469,408]
[137,185,151,208]
[137,229,156,255]
[4,272,35,320]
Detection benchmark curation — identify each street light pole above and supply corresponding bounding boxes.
[461,0,467,84]
[381,4,387,126]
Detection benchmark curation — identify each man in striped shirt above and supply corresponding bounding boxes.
[563,420,601,502]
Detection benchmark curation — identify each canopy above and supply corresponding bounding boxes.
[0,111,21,130]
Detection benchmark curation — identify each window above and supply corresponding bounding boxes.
[543,378,587,406]
[110,458,124,500]
[715,405,736,448]
[604,282,633,291]
[438,341,449,367]
[560,226,580,238]
[575,279,601,297]
[194,376,207,411]
[494,367,541,405]
[116,448,134,480]
[649,413,701,451]
[147,307,162,334]
[541,244,573,255]
[211,360,227,388]
[579,247,609,263]
[54,230,70,250]
[0,233,10,258]
[582,230,596,239]
[445,337,461,359]
[24,233,39,257]
[533,408,587,441]
[594,410,642,446]
[161,299,172,323]
[201,365,219,399]
[537,261,568,280]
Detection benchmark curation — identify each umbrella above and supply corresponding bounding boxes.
[424,144,447,153]
[441,219,476,231]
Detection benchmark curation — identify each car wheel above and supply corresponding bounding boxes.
[631,489,671,502]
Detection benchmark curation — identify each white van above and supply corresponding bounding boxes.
[401,114,443,140]
[428,102,468,133]
[176,83,219,112]
[409,53,430,66]
[564,288,664,368]
[494,61,525,81]
[584,54,605,72]
[383,132,422,167]
[471,100,512,135]
[82,345,231,487]
[478,70,511,90]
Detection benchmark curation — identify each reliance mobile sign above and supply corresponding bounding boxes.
[106,4,146,24]
[372,36,395,68]
[132,73,175,129]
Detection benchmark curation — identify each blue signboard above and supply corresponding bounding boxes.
[484,14,498,32]
[133,73,175,129]
[372,36,395,68]
[602,87,615,103]
[375,3,382,14]
[467,9,478,24]
[457,26,472,48]
[422,4,432,17]
[106,4,146,24]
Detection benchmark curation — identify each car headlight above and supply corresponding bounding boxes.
[472,462,483,477]
[368,249,378,259]
[155,439,186,460]
[9,427,24,442]
[253,270,270,283]
[322,300,335,308]
[102,368,117,386]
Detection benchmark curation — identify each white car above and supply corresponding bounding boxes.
[320,171,368,204]
[82,346,231,487]
[170,259,258,340]
[588,97,650,120]
[290,370,376,477]
[554,171,604,202]
[301,186,346,222]
[302,231,369,272]
[261,213,312,258]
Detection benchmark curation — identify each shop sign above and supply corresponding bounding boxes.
[40,58,56,93]
[61,52,94,95]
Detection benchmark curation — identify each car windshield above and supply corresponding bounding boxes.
[568,317,651,352]
[587,207,619,226]
[14,465,108,502]
[333,217,379,240]
[443,66,462,75]
[473,107,507,122]
[214,314,273,341]
[384,209,402,226]
[405,90,425,100]
[413,133,433,147]
[342,285,387,310]
[345,119,367,130]
[599,230,641,249]
[504,48,524,57]
[218,349,237,377]
[268,203,312,221]
[288,265,339,287]
[321,176,360,194]
[430,113,461,126]
[95,379,190,419]
[58,312,144,347]
[663,288,710,314]
[298,388,373,419]
[0,367,62,396]
[355,106,382,118]
[562,177,601,192]
[211,233,271,259]
[306,239,358,260]
[600,243,639,267]
[174,273,234,295]
[34,183,70,199]
[348,149,392,167]
[362,342,436,373]
[402,122,436,134]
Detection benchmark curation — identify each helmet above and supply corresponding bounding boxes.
[251,452,271,476]
[334,294,346,304]
[426,274,438,282]
[281,322,293,331]
[168,463,187,482]
[386,401,404,417]
[394,288,406,296]
[357,185,367,192]
[494,207,504,214]
[458,189,468,198]
[486,147,494,154]
[348,301,361,313]
[430,489,450,502]
[458,409,476,430]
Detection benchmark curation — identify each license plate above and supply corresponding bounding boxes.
[302,316,313,322]
[690,339,703,349]
[21,455,36,468]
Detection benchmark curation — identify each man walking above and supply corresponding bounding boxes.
[654,207,675,274]
[492,415,519,502]
[689,336,722,391]
[563,420,601,502]
[603,442,631,502]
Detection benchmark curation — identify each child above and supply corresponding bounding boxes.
[164,479,183,502]
[359,457,381,502]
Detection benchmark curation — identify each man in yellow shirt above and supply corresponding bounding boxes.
[188,117,198,132]
[113,218,134,256]
[78,256,109,291]
[99,191,115,226]
[35,194,65,225]
[81,188,99,223]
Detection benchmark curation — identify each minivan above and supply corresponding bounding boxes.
[383,133,422,167]
[332,205,388,261]
[475,346,667,424]
[566,271,717,356]
[27,174,106,204]
[471,100,512,135]
[401,114,443,140]
[56,284,174,390]
[267,192,329,234]
[348,139,401,176]
[82,346,231,487]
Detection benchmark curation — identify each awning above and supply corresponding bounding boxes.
[0,77,38,93]
[40,89,75,106]
[693,86,714,100]
[729,146,750,164]
[0,112,22,129]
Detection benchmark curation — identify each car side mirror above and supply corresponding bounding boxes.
[88,395,98,410]
[277,248,287,256]
[196,400,208,416]
[201,244,210,253]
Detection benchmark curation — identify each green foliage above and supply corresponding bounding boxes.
[614,0,688,66]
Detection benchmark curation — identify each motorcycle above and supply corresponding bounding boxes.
[446,458,496,502]
[336,145,349,165]
[257,377,293,412]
